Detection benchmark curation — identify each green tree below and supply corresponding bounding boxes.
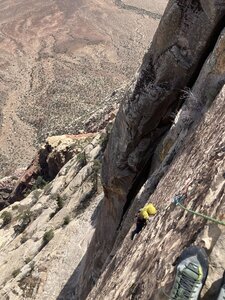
[1,211,12,226]
[43,229,54,246]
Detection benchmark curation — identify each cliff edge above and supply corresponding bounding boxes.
[75,1,225,299]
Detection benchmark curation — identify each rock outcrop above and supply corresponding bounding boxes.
[0,132,106,300]
[0,170,25,209]
[6,133,97,206]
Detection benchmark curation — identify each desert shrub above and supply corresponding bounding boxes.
[100,123,113,151]
[56,195,65,210]
[34,176,48,189]
[49,195,66,220]
[25,257,32,264]
[23,176,49,200]
[92,159,102,189]
[1,211,12,226]
[77,152,87,165]
[12,205,19,210]
[12,269,20,278]
[20,210,32,224]
[92,159,101,174]
[21,234,28,244]
[15,210,32,234]
[32,189,42,200]
[49,211,56,220]
[99,132,108,150]
[43,229,54,246]
[23,190,31,198]
[63,216,70,226]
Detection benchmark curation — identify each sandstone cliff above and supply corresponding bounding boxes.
[74,0,225,299]
[1,1,225,300]
[88,84,225,300]
[0,132,105,300]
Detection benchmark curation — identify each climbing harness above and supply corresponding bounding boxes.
[173,194,225,227]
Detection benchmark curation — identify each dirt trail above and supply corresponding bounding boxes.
[114,0,162,19]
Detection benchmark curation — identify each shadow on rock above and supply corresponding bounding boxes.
[201,278,222,300]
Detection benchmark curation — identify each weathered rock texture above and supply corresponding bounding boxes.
[74,1,225,299]
[7,134,96,205]
[0,170,25,209]
[87,84,225,300]
[1,1,225,300]
[0,132,105,300]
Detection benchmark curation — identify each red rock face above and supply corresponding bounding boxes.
[0,170,24,209]
[74,1,225,299]
[7,131,105,206]
[8,144,53,204]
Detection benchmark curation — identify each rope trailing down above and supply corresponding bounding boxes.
[172,194,225,227]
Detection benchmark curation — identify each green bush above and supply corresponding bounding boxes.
[32,189,42,200]
[43,229,54,246]
[56,195,65,210]
[1,211,12,226]
[91,159,102,189]
[14,210,32,234]
[63,216,70,226]
[99,132,109,150]
[92,159,101,174]
[34,176,48,189]
[25,257,32,264]
[12,205,19,210]
[29,176,48,193]
[77,152,87,165]
[21,234,28,244]
[12,269,20,278]
[49,195,66,220]
[23,175,49,200]
[49,212,56,220]
[20,210,32,224]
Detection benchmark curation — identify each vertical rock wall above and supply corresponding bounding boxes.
[76,1,225,299]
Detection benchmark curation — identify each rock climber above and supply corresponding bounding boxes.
[131,203,157,240]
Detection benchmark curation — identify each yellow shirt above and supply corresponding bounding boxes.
[139,209,149,220]
[144,203,157,215]
[139,203,157,220]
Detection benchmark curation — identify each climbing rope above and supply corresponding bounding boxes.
[173,194,225,226]
[159,190,225,300]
